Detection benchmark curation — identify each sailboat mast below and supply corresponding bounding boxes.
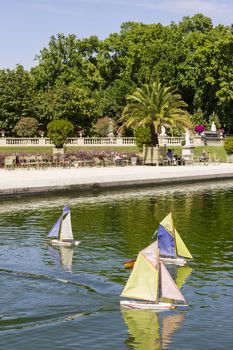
[171,214,178,258]
[156,247,160,303]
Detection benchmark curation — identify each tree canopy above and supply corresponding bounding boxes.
[0,13,233,135]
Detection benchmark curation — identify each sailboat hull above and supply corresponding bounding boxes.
[124,259,136,269]
[120,300,174,310]
[159,256,186,266]
[51,239,81,247]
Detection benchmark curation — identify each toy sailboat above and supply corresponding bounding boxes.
[48,205,80,247]
[123,212,192,268]
[121,241,188,310]
[157,213,193,266]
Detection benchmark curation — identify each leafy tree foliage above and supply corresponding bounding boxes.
[0,65,35,134]
[134,127,151,151]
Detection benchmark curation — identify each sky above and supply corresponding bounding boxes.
[1,0,233,70]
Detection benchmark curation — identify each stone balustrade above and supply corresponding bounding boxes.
[0,135,224,147]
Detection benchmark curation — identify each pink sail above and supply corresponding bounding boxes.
[160,261,187,303]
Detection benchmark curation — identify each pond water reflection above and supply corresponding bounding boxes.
[0,181,233,349]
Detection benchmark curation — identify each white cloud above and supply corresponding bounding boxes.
[137,0,232,16]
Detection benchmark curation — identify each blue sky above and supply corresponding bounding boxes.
[1,0,233,70]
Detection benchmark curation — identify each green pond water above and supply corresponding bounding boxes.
[0,181,233,349]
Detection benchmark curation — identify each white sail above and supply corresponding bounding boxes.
[60,212,74,241]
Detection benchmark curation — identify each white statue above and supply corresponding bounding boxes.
[185,129,190,146]
[160,126,166,136]
[211,122,217,133]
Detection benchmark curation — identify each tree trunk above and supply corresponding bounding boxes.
[150,123,159,146]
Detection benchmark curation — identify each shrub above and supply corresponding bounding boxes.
[14,117,39,137]
[47,119,74,148]
[181,139,186,146]
[134,127,151,151]
[224,137,233,154]
[94,117,117,137]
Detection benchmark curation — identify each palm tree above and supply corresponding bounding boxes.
[120,81,192,146]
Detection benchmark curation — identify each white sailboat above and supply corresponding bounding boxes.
[157,213,193,266]
[120,241,188,310]
[48,205,80,247]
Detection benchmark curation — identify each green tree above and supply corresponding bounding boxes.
[34,82,97,133]
[134,127,151,151]
[0,65,35,134]
[120,81,192,146]
[47,119,74,148]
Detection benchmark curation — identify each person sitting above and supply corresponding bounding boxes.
[166,149,176,165]
[199,150,208,162]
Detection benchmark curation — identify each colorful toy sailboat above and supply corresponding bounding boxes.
[123,212,193,268]
[48,205,80,247]
[157,213,193,266]
[121,241,188,310]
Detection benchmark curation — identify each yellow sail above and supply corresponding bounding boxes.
[159,213,175,236]
[174,228,193,259]
[121,252,159,301]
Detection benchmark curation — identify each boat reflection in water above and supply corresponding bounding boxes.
[121,308,185,350]
[48,246,74,273]
[166,265,193,290]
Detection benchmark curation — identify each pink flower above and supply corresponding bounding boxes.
[194,124,205,134]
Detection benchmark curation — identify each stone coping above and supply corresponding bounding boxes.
[0,164,233,198]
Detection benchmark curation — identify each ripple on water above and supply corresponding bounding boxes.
[1,184,233,349]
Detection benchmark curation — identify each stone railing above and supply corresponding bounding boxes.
[0,137,136,147]
[0,135,225,147]
[159,136,185,146]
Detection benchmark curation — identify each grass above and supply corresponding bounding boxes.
[0,146,138,154]
[0,145,227,161]
[0,146,53,154]
[169,146,227,162]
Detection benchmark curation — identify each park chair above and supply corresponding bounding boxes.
[4,156,16,169]
[93,157,105,167]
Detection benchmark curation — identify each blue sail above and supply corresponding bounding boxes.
[157,224,176,257]
[62,205,70,216]
[48,214,63,238]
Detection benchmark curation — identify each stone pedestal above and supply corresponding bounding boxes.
[226,154,233,163]
[182,145,195,161]
[53,147,65,155]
